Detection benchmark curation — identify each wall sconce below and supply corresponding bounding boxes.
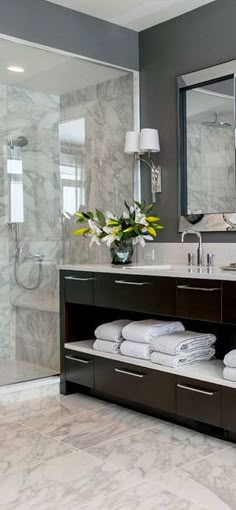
[125,128,161,203]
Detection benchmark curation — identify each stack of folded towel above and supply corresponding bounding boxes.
[120,319,185,360]
[223,350,236,381]
[93,319,131,354]
[151,330,216,368]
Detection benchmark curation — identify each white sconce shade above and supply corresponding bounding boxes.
[124,131,140,154]
[139,128,160,153]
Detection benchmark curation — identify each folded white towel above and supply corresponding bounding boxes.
[223,367,236,382]
[224,350,236,368]
[120,340,152,360]
[94,320,131,342]
[93,339,121,354]
[151,348,215,368]
[151,331,216,355]
[122,319,185,344]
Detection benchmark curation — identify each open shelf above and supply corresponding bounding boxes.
[64,339,236,390]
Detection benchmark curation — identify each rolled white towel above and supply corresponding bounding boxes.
[120,340,152,360]
[224,350,236,368]
[223,367,236,382]
[151,348,215,368]
[122,319,185,344]
[93,339,121,354]
[151,331,216,355]
[94,320,131,342]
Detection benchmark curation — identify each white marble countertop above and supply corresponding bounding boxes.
[65,340,236,389]
[58,263,236,281]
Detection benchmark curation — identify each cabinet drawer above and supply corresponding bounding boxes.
[64,273,94,304]
[176,278,221,321]
[94,273,175,315]
[176,377,221,426]
[95,358,175,412]
[221,387,236,432]
[65,351,94,388]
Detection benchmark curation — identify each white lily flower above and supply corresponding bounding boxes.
[102,233,119,247]
[122,210,129,219]
[89,235,101,247]
[134,235,146,247]
[87,219,102,247]
[135,212,148,226]
[106,211,118,221]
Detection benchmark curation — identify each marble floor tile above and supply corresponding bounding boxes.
[0,450,140,510]
[0,393,109,423]
[87,423,229,481]
[0,359,57,385]
[80,481,205,510]
[23,404,166,449]
[156,446,236,510]
[0,421,74,477]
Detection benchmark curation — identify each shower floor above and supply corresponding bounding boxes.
[0,359,58,386]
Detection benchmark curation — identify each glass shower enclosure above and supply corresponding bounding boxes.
[0,36,136,385]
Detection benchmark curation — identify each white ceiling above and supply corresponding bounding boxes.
[45,0,216,31]
[0,38,128,95]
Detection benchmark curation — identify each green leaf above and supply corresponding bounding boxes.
[146,203,153,212]
[134,200,142,209]
[124,201,131,213]
[96,209,106,226]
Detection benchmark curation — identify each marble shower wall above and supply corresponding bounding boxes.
[60,73,134,264]
[0,71,135,378]
[187,123,236,214]
[4,86,62,370]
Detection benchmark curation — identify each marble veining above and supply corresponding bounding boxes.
[0,71,134,381]
[0,391,233,510]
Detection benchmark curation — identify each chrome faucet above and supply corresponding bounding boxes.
[181,229,204,266]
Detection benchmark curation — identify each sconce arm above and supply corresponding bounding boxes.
[138,155,162,203]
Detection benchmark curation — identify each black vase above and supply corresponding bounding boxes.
[110,239,134,265]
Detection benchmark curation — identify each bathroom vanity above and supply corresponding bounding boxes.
[59,264,236,441]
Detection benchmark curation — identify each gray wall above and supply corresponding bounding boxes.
[0,0,139,70]
[139,0,236,242]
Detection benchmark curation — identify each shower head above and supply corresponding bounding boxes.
[201,112,231,128]
[8,136,28,149]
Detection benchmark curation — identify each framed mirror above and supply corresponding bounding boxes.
[178,60,236,231]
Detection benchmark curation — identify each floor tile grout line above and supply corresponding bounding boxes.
[71,478,145,510]
[83,423,173,453]
[147,443,235,484]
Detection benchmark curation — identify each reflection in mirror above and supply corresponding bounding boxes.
[186,77,235,214]
[178,60,236,231]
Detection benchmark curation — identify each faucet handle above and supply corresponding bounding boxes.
[187,252,195,267]
[207,253,214,267]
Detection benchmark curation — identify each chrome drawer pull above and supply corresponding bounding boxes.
[114,368,144,378]
[177,384,214,396]
[177,285,220,292]
[65,276,94,282]
[114,280,149,286]
[65,355,91,364]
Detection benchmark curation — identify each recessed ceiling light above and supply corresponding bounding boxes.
[7,65,24,73]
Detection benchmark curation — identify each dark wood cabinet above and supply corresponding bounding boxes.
[176,278,222,322]
[222,282,236,324]
[221,387,236,432]
[94,273,176,315]
[95,357,175,412]
[64,273,94,305]
[176,376,221,427]
[65,350,94,388]
[60,269,236,440]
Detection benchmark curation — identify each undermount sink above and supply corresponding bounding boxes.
[124,264,174,270]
